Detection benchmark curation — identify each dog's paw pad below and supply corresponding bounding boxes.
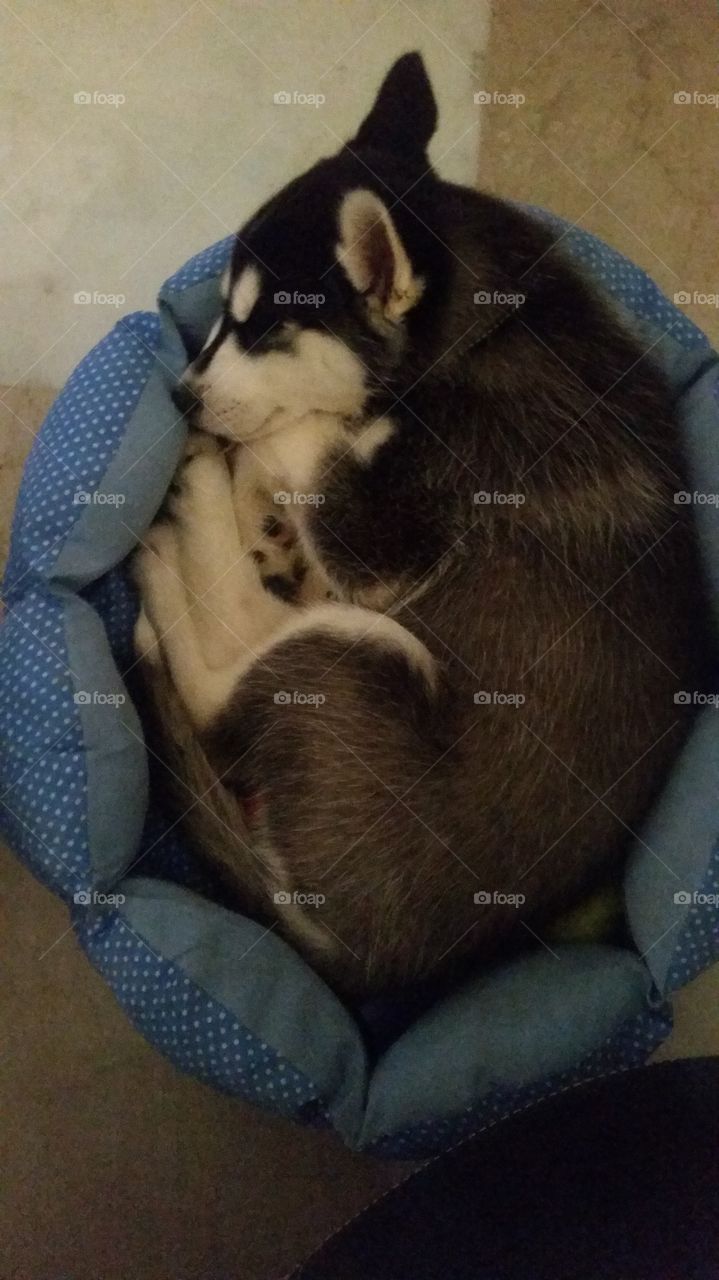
[262,515,297,549]
[262,573,298,602]
[261,555,308,603]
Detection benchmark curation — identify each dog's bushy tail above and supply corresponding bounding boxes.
[131,655,273,916]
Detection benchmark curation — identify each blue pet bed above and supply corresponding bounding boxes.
[2,214,718,1158]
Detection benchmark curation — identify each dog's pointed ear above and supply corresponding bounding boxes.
[351,52,437,159]
[336,189,424,322]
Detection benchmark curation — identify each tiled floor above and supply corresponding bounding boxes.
[1,2,718,1278]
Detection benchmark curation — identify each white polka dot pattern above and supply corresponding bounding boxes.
[527,207,710,353]
[368,1007,674,1159]
[1,220,717,1157]
[0,592,86,898]
[666,841,719,992]
[76,912,326,1120]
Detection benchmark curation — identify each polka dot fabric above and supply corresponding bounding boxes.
[526,206,711,353]
[76,911,326,1122]
[83,567,138,671]
[666,839,719,992]
[4,312,160,597]
[0,590,87,899]
[367,1007,674,1159]
[162,234,233,295]
[1,215,717,1158]
[1,311,162,903]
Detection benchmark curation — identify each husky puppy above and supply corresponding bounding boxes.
[133,53,707,998]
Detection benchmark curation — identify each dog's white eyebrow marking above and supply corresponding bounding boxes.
[202,316,223,351]
[229,265,262,324]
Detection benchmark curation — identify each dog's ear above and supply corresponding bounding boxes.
[336,189,424,322]
[351,52,437,159]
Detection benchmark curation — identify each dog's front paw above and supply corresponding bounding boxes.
[132,522,180,605]
[251,514,308,602]
[164,449,231,527]
[132,520,173,588]
[131,520,184,659]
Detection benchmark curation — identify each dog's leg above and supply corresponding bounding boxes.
[134,449,294,727]
[165,449,283,661]
[230,414,406,610]
[200,601,456,994]
[226,440,339,606]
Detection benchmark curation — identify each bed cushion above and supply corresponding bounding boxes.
[1,214,717,1158]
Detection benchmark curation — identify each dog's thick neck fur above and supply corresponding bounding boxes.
[134,53,710,1000]
[191,51,680,570]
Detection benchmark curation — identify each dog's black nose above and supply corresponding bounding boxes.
[171,383,200,416]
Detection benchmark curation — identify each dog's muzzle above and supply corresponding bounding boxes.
[171,383,201,417]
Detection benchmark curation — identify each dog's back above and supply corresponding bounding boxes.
[201,225,705,995]
[135,54,709,998]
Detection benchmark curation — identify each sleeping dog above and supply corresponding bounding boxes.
[133,53,707,998]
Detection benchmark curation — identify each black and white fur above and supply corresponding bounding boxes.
[133,54,707,999]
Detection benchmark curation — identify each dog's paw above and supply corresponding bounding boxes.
[131,520,190,653]
[153,428,224,515]
[252,515,307,602]
[251,514,337,604]
[180,427,222,458]
[135,519,177,567]
[165,449,230,526]
[132,521,179,605]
